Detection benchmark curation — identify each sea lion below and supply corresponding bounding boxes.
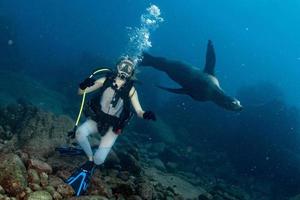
[140,40,243,111]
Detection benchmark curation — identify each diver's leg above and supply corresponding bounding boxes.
[76,119,98,161]
[93,127,118,165]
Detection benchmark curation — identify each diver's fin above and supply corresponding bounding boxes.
[65,161,95,196]
[55,145,98,156]
[157,85,187,94]
[55,146,85,156]
[203,40,216,76]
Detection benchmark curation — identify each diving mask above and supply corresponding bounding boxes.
[117,59,135,80]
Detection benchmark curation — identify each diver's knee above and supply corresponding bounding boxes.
[93,147,111,166]
[93,155,105,165]
[75,126,87,142]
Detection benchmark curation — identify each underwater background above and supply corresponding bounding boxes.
[1,0,300,199]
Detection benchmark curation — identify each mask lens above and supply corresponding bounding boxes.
[120,74,126,80]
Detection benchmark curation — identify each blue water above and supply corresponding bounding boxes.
[1,1,300,105]
[1,0,300,199]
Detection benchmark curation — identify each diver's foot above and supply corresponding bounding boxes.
[80,160,95,171]
[65,160,96,196]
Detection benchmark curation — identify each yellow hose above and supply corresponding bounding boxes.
[74,68,111,127]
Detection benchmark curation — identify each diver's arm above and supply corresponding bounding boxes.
[78,77,106,95]
[129,87,145,118]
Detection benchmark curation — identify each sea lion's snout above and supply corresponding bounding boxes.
[231,99,243,111]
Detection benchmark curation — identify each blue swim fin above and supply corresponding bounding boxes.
[65,161,96,196]
[55,145,98,156]
[55,146,85,156]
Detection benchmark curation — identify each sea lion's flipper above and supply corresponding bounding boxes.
[157,85,187,94]
[203,40,216,76]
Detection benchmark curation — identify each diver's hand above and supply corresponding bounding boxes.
[143,111,156,121]
[79,77,96,90]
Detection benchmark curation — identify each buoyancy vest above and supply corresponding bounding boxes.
[85,72,134,133]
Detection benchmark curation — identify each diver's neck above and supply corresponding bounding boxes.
[114,77,126,88]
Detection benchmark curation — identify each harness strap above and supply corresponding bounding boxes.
[86,73,134,133]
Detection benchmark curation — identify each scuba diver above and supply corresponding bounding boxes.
[65,56,156,196]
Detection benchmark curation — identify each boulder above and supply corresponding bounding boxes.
[40,172,49,188]
[118,152,142,175]
[52,191,63,200]
[0,102,73,158]
[136,178,154,200]
[112,182,135,197]
[152,158,166,171]
[27,159,53,174]
[27,169,40,185]
[29,183,42,191]
[290,194,300,200]
[150,142,166,154]
[25,191,53,200]
[0,185,5,194]
[0,153,27,196]
[68,196,109,200]
[56,183,74,198]
[48,176,64,188]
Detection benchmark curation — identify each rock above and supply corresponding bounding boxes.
[16,151,30,164]
[104,150,121,168]
[165,162,178,173]
[29,183,42,191]
[27,169,40,184]
[137,117,176,144]
[136,179,154,200]
[117,171,130,181]
[127,195,142,200]
[0,185,5,194]
[39,172,49,188]
[166,196,174,200]
[0,153,27,196]
[48,176,64,188]
[198,192,213,200]
[52,191,63,200]
[20,112,73,158]
[44,185,55,194]
[89,176,112,197]
[56,183,74,198]
[290,194,300,200]
[68,196,109,200]
[27,159,53,174]
[211,183,250,200]
[56,170,70,180]
[126,146,140,161]
[152,158,166,171]
[25,191,53,200]
[0,102,73,158]
[17,191,27,200]
[112,183,135,197]
[150,142,166,154]
[118,152,142,175]
[25,187,33,195]
[0,195,10,200]
[159,148,181,163]
[0,196,10,200]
